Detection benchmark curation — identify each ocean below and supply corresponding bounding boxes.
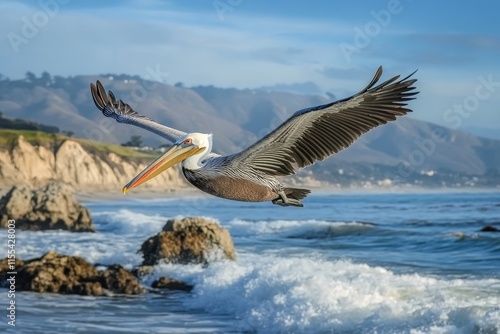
[1,191,500,333]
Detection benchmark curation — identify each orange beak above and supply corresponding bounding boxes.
[122,143,205,194]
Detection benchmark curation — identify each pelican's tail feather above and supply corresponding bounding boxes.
[284,187,311,201]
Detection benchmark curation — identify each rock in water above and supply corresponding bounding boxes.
[480,225,500,232]
[140,217,236,265]
[99,265,147,295]
[0,182,94,232]
[0,251,145,296]
[151,277,193,292]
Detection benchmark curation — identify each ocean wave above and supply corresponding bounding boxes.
[91,209,168,235]
[152,253,500,333]
[7,228,144,267]
[226,219,376,239]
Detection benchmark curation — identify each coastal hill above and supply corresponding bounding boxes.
[0,73,499,189]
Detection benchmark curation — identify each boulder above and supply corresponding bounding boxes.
[0,251,145,296]
[480,225,500,232]
[151,277,193,292]
[140,217,236,265]
[99,265,147,295]
[0,182,94,232]
[130,265,193,292]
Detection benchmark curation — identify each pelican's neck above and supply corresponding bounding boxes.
[182,135,213,170]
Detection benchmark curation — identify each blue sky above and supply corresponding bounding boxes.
[1,0,499,131]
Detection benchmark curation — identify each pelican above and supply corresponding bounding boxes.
[90,67,417,207]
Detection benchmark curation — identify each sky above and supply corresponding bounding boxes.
[0,0,499,131]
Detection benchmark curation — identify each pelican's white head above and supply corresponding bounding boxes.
[122,132,212,194]
[178,132,212,170]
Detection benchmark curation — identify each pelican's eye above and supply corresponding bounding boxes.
[183,138,192,145]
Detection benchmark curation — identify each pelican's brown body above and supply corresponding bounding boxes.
[183,167,310,203]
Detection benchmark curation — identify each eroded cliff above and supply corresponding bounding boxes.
[0,135,185,191]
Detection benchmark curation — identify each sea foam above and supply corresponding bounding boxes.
[155,253,500,333]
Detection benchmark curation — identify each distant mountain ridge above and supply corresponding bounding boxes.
[463,126,500,140]
[0,73,499,188]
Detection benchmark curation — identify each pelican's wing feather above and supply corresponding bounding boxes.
[231,66,418,176]
[90,80,186,143]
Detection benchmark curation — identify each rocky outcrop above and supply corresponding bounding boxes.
[0,251,145,296]
[140,217,236,265]
[151,277,193,292]
[99,265,147,295]
[480,225,500,232]
[0,182,94,232]
[0,135,185,191]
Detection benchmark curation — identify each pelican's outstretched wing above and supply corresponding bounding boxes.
[232,66,418,176]
[90,80,186,143]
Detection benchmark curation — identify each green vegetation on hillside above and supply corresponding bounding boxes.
[77,138,158,160]
[0,129,61,148]
[0,129,158,161]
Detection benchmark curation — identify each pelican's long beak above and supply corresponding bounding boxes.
[122,144,205,194]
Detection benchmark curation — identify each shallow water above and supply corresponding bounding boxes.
[1,191,500,333]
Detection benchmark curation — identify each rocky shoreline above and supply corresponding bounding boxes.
[0,251,145,296]
[0,215,236,296]
[0,181,236,296]
[0,251,197,296]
